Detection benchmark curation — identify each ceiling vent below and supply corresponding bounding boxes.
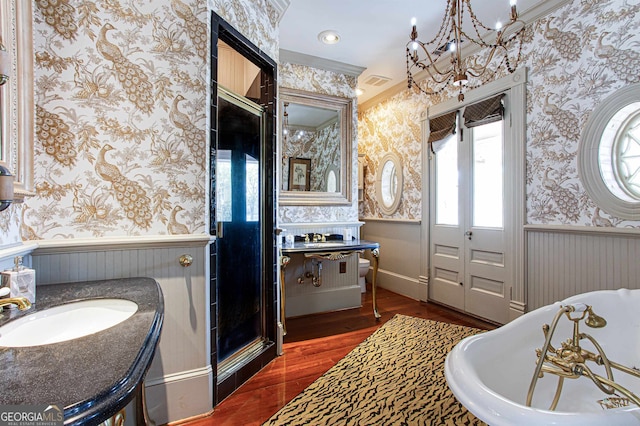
[363,75,391,87]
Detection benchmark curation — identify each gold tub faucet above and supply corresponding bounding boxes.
[0,297,32,312]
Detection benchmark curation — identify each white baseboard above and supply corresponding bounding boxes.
[286,286,361,317]
[375,268,424,301]
[145,366,213,425]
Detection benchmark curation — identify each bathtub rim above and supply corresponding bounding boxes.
[444,288,640,426]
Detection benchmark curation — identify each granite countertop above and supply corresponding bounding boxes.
[281,239,379,254]
[0,277,164,425]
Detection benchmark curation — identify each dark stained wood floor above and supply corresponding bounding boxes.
[175,287,496,426]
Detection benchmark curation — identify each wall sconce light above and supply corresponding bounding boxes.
[0,42,10,86]
[0,164,14,212]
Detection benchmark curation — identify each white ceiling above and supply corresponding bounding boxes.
[279,0,543,105]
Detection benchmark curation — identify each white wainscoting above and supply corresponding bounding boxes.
[29,235,214,425]
[360,218,425,301]
[526,225,640,311]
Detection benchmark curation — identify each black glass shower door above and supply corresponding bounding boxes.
[216,87,264,368]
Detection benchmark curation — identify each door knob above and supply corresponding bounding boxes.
[465,231,472,240]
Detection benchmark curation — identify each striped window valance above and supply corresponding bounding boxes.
[427,110,457,144]
[463,94,505,128]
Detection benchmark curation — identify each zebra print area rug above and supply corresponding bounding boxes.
[263,314,486,426]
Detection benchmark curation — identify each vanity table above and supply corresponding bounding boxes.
[280,240,380,334]
[0,277,163,425]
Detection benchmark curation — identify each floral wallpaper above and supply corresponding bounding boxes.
[526,0,640,227]
[358,91,424,220]
[278,62,359,224]
[0,0,279,244]
[359,0,640,228]
[281,120,340,192]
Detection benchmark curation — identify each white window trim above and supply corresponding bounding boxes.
[578,83,640,220]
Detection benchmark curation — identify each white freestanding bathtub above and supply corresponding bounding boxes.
[445,289,640,425]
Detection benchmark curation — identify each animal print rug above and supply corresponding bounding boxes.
[263,314,486,425]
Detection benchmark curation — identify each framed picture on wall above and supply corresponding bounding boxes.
[289,157,311,191]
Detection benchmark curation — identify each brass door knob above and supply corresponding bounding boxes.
[179,254,193,267]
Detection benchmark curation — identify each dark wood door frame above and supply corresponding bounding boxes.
[210,12,278,405]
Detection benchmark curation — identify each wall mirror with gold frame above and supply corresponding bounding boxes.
[0,0,34,201]
[279,88,352,205]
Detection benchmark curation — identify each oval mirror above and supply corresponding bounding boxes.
[325,166,339,192]
[376,152,403,215]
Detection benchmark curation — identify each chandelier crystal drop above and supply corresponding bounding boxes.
[406,0,525,102]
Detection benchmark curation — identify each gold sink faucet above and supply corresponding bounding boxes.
[0,297,32,312]
[313,233,326,242]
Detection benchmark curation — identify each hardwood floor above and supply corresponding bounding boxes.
[175,287,496,426]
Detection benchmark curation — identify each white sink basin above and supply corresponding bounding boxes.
[0,298,138,347]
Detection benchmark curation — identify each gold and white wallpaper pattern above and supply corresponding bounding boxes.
[282,120,340,192]
[278,62,359,224]
[525,0,639,227]
[358,91,424,220]
[359,0,640,228]
[8,0,278,241]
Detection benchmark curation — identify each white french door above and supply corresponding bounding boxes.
[429,111,511,324]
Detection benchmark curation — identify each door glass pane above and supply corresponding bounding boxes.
[217,150,232,222]
[472,121,503,228]
[245,153,259,222]
[217,94,263,364]
[435,134,458,225]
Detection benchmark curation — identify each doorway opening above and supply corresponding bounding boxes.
[210,13,277,405]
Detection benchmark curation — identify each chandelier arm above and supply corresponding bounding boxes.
[461,30,524,78]
[408,42,457,80]
[410,62,456,86]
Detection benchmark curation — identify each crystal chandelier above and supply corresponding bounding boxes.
[406,0,525,101]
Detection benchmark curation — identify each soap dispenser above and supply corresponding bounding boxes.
[1,256,36,304]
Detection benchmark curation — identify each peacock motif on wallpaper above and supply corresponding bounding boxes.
[594,32,640,84]
[96,23,155,114]
[36,104,77,167]
[170,95,206,170]
[34,0,78,40]
[542,94,580,141]
[543,19,581,61]
[95,144,152,229]
[171,0,208,61]
[168,205,190,235]
[542,168,580,221]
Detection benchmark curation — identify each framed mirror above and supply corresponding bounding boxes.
[279,88,352,205]
[376,152,403,215]
[0,0,34,200]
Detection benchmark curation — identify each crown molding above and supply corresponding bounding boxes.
[280,49,366,77]
[268,0,291,23]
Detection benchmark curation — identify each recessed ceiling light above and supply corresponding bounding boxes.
[355,88,364,96]
[318,30,340,45]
